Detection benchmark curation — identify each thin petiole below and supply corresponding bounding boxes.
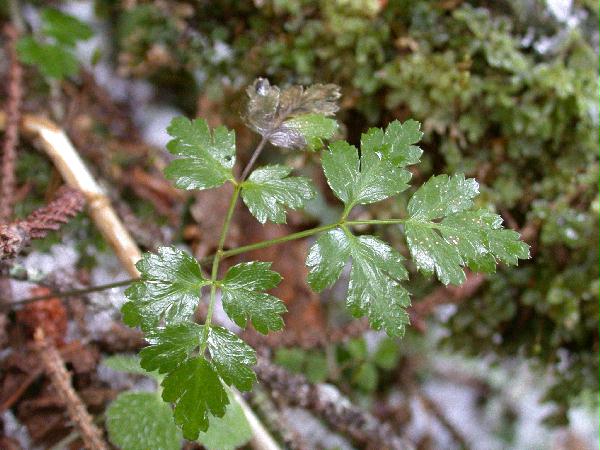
[240,136,268,181]
[201,183,242,350]
[346,218,407,226]
[6,217,407,307]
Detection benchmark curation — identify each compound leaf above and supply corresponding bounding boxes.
[306,228,410,336]
[161,357,228,440]
[106,392,181,450]
[220,262,286,334]
[164,117,236,191]
[122,246,207,331]
[140,322,204,374]
[322,137,411,209]
[405,174,530,285]
[241,165,315,223]
[207,326,257,391]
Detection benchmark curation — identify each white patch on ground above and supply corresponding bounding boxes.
[135,105,183,149]
[282,407,353,450]
[407,394,457,449]
[97,363,157,393]
[2,410,38,450]
[424,354,598,450]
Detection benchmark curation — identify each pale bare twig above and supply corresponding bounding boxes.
[0,112,142,277]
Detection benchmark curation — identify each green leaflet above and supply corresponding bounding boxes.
[320,120,422,209]
[164,117,236,190]
[106,392,182,450]
[134,323,255,441]
[306,228,410,336]
[122,246,207,331]
[140,322,204,374]
[306,227,351,292]
[360,119,423,167]
[16,8,92,80]
[405,174,530,285]
[220,262,287,334]
[241,165,315,224]
[41,8,94,46]
[161,357,228,440]
[408,173,479,221]
[139,323,256,391]
[207,326,257,391]
[105,353,252,450]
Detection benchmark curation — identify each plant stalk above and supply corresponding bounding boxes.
[202,184,241,348]
[240,136,268,181]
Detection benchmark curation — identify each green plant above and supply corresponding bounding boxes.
[16,8,93,79]
[102,0,598,416]
[113,78,529,444]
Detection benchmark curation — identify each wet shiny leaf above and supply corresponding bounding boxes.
[220,262,286,334]
[140,322,204,374]
[405,174,530,285]
[306,228,410,336]
[207,326,257,391]
[161,357,228,440]
[241,165,315,223]
[321,120,420,209]
[164,117,236,190]
[122,246,207,331]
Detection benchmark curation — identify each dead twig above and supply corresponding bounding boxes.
[415,390,469,449]
[255,357,414,450]
[0,23,24,306]
[410,272,485,331]
[33,328,109,450]
[0,23,23,222]
[0,186,85,259]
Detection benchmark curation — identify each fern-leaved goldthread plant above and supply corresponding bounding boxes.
[111,78,530,446]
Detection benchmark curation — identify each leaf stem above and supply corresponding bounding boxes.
[201,218,407,264]
[202,183,242,349]
[346,218,407,226]
[220,222,339,259]
[240,136,268,181]
[4,219,408,307]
